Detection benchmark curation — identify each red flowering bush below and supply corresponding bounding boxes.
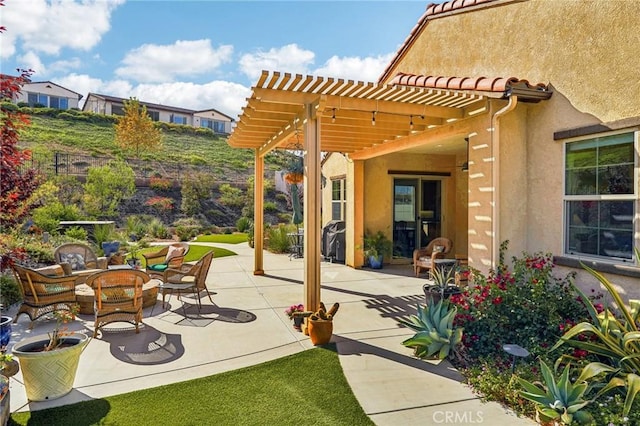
[450,241,593,362]
[149,177,172,191]
[145,196,174,213]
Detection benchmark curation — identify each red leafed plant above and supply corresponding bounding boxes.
[145,196,174,212]
[1,16,41,230]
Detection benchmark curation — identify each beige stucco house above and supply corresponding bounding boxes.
[229,0,640,310]
[83,93,234,134]
[13,80,82,110]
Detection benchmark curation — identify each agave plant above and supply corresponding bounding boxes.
[550,249,640,417]
[399,299,463,360]
[517,360,593,425]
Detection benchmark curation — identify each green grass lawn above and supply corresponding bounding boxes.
[193,233,248,244]
[10,345,373,426]
[134,244,236,268]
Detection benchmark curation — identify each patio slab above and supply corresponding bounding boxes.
[4,243,534,424]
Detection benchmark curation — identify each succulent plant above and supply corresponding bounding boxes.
[399,299,463,360]
[551,249,640,417]
[517,359,593,425]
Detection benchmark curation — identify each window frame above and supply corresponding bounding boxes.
[562,129,639,263]
[331,177,346,221]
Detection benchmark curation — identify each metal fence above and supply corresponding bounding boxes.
[20,152,247,186]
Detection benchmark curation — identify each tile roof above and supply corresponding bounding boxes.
[426,0,496,17]
[378,0,500,83]
[392,73,552,102]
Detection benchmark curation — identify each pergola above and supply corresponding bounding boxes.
[227,70,491,312]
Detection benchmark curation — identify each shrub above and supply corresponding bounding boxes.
[449,241,591,361]
[93,223,118,251]
[176,225,197,241]
[266,224,295,253]
[125,215,148,241]
[64,226,88,241]
[148,218,170,239]
[263,201,278,212]
[145,196,174,213]
[149,177,172,191]
[0,273,22,307]
[31,201,82,233]
[218,183,245,208]
[236,216,252,233]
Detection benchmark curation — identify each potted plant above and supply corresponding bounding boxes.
[126,243,142,269]
[362,230,392,269]
[307,302,339,345]
[284,303,306,330]
[423,264,461,305]
[12,305,90,401]
[0,316,11,351]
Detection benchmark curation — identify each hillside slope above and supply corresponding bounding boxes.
[18,113,292,228]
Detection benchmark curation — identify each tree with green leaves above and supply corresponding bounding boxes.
[114,98,162,157]
[83,160,135,218]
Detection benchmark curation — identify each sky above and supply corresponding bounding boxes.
[0,0,432,119]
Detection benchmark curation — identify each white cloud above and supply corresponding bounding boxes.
[130,80,250,118]
[239,44,315,81]
[115,40,234,83]
[0,0,124,58]
[16,51,46,76]
[313,54,395,82]
[48,58,83,75]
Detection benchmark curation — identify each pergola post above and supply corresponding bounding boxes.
[303,104,321,312]
[253,150,264,275]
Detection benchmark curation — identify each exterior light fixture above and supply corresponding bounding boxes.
[410,115,414,130]
[331,108,336,123]
[461,137,469,172]
[371,111,376,126]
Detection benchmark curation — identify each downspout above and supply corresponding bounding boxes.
[491,95,518,268]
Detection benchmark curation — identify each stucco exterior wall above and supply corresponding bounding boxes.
[363,152,460,261]
[385,0,640,123]
[17,82,81,109]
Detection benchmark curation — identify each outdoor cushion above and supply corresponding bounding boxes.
[60,253,87,271]
[165,246,184,262]
[147,264,169,272]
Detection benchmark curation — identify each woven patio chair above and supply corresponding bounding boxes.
[142,242,190,279]
[54,242,108,270]
[412,237,453,277]
[85,269,147,337]
[11,264,78,329]
[158,250,214,314]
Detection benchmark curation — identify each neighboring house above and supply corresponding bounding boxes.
[10,79,82,110]
[82,93,234,134]
[229,0,640,306]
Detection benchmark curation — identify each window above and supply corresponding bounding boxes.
[331,178,346,221]
[49,96,68,110]
[27,92,49,107]
[147,110,160,121]
[564,132,636,261]
[171,114,187,125]
[201,119,226,133]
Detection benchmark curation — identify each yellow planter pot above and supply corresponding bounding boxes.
[13,333,89,401]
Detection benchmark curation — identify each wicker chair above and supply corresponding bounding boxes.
[142,243,190,279]
[159,250,214,313]
[54,242,108,270]
[85,269,147,337]
[412,237,453,277]
[11,264,78,329]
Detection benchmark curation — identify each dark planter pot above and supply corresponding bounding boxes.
[423,284,462,305]
[292,316,304,331]
[0,316,11,350]
[368,255,383,269]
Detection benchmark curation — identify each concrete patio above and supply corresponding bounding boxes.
[5,242,533,425]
